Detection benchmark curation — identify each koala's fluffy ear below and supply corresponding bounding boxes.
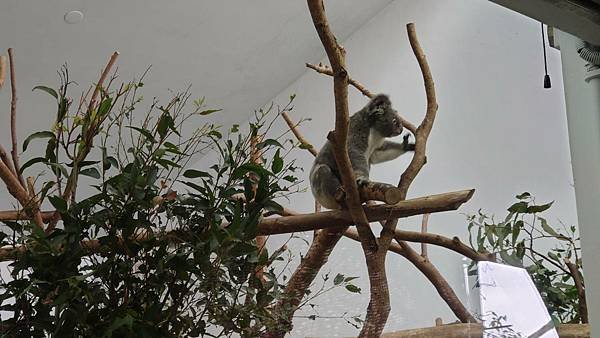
[367,94,391,115]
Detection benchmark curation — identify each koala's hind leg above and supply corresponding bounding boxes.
[310,164,343,209]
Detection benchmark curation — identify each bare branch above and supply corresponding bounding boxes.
[260,189,473,235]
[306,62,375,98]
[395,239,476,323]
[421,213,429,258]
[370,323,590,338]
[346,229,477,323]
[0,55,6,90]
[394,229,494,262]
[565,258,588,323]
[0,160,44,228]
[281,111,318,156]
[47,52,120,233]
[263,227,346,337]
[307,0,377,251]
[379,23,439,250]
[0,210,54,222]
[0,144,16,177]
[7,48,26,189]
[305,62,417,135]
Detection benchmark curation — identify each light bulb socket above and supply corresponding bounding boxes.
[544,74,552,88]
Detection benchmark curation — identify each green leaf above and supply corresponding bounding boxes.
[46,162,69,178]
[22,131,55,152]
[97,97,113,117]
[271,149,283,174]
[512,220,522,244]
[48,196,68,213]
[500,250,522,267]
[198,109,222,116]
[526,201,554,214]
[515,192,531,200]
[183,169,211,179]
[507,201,528,213]
[154,158,181,169]
[32,85,58,99]
[539,217,561,237]
[80,167,101,179]
[231,163,273,180]
[299,143,314,150]
[334,273,344,285]
[256,139,284,150]
[126,126,156,143]
[344,276,359,283]
[19,157,46,174]
[345,284,361,293]
[157,113,174,139]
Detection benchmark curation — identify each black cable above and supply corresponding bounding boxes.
[541,22,552,88]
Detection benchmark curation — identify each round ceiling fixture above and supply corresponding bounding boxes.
[64,10,84,24]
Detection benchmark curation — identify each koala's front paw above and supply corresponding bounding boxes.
[356,177,370,187]
[403,134,416,151]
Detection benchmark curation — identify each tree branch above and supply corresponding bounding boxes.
[7,48,26,189]
[421,213,429,258]
[0,55,6,90]
[306,2,389,335]
[47,51,120,233]
[395,239,476,323]
[260,189,473,235]
[0,160,44,228]
[280,111,318,157]
[306,62,417,135]
[565,258,588,323]
[307,0,377,251]
[379,23,439,249]
[359,323,590,338]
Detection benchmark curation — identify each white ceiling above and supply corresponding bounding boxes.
[0,0,393,140]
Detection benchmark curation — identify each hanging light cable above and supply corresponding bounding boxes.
[541,22,552,89]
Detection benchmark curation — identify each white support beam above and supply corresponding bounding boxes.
[489,0,600,44]
[556,29,600,336]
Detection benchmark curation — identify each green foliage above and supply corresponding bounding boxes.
[0,65,352,337]
[467,193,584,324]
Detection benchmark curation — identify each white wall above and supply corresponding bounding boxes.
[555,30,600,335]
[264,1,578,336]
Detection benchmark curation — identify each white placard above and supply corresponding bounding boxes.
[478,261,558,338]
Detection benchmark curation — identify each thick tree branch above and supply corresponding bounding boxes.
[260,189,473,235]
[345,229,476,323]
[0,145,16,177]
[0,160,44,228]
[307,0,377,252]
[379,23,438,249]
[0,210,55,222]
[0,190,473,261]
[306,2,388,335]
[263,227,346,337]
[395,240,476,323]
[565,258,588,323]
[359,323,590,338]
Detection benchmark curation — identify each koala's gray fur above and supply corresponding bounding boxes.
[309,94,415,209]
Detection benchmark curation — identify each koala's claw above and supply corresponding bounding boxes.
[356,177,369,187]
[403,134,416,151]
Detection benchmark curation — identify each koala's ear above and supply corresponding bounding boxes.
[367,94,391,113]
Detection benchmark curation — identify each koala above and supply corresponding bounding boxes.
[309,94,415,209]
